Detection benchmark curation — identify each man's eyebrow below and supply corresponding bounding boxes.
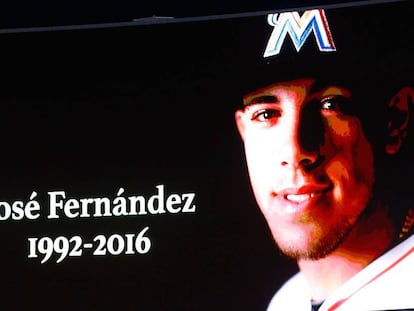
[244,95,278,106]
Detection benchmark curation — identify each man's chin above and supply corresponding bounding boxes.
[274,229,348,261]
[272,213,358,260]
[278,240,340,260]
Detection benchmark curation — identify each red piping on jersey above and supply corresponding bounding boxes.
[327,246,414,311]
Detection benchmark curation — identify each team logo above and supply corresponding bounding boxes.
[263,9,336,58]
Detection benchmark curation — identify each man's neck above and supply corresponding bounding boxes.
[297,204,396,302]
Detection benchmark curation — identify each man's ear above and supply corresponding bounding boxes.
[235,110,246,141]
[385,87,414,155]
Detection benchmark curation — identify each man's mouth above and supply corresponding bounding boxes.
[285,192,317,203]
[278,184,333,205]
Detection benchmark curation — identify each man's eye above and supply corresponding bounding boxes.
[251,109,281,122]
[321,97,340,111]
[320,96,352,115]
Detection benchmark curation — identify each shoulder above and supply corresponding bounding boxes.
[322,234,414,311]
[267,236,414,311]
[267,273,311,311]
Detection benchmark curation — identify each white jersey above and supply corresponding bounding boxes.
[267,234,414,311]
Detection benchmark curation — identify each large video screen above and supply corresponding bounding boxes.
[1,1,412,310]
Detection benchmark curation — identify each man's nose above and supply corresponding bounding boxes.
[280,100,325,170]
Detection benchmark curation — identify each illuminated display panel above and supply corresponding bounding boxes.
[0,1,412,310]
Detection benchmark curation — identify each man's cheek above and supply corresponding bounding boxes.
[325,158,350,203]
[345,119,375,184]
[246,139,273,169]
[353,138,375,185]
[248,163,272,196]
[327,118,352,137]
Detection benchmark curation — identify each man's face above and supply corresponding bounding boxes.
[236,78,375,260]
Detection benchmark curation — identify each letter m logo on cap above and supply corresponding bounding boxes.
[263,9,336,57]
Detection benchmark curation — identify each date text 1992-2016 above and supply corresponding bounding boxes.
[28,227,151,264]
